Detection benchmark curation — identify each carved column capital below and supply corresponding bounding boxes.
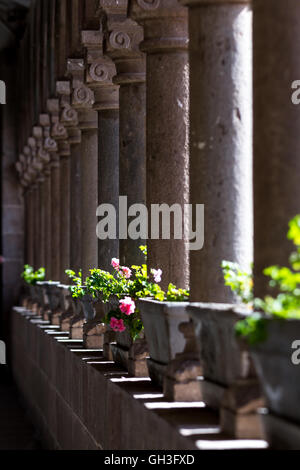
[47,99,71,160]
[129,0,188,53]
[56,81,81,145]
[99,1,146,84]
[81,30,119,110]
[67,58,98,130]
[39,113,60,168]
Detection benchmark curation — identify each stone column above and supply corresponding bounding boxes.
[20,155,36,267]
[253,0,300,297]
[43,164,52,278]
[34,126,51,275]
[58,81,82,274]
[100,3,146,267]
[181,0,253,302]
[40,113,61,281]
[130,1,189,290]
[68,59,98,279]
[48,97,72,283]
[82,30,120,272]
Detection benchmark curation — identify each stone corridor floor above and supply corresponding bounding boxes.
[0,366,40,450]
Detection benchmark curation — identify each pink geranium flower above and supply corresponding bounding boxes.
[111,258,120,270]
[121,266,132,279]
[110,317,126,333]
[151,268,162,283]
[119,297,135,316]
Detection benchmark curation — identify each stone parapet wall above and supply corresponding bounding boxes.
[10,307,207,450]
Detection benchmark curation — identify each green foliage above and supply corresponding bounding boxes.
[165,283,189,302]
[86,268,119,301]
[65,269,85,298]
[22,265,45,285]
[235,312,268,345]
[222,215,300,344]
[221,261,253,304]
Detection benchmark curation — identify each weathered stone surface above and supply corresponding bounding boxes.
[129,0,189,290]
[253,0,300,297]
[221,408,264,440]
[183,0,253,302]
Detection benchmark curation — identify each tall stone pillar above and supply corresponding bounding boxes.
[68,59,98,279]
[34,126,51,274]
[58,81,82,274]
[182,0,253,302]
[82,30,120,272]
[43,164,52,278]
[130,1,189,290]
[48,97,72,283]
[100,3,146,267]
[40,113,61,281]
[253,0,300,297]
[21,155,36,267]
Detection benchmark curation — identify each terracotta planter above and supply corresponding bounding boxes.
[136,298,190,386]
[187,303,263,439]
[250,318,300,448]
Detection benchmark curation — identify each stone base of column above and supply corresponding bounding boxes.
[50,309,63,326]
[221,407,264,440]
[42,309,51,322]
[111,340,149,377]
[83,321,107,349]
[103,330,116,361]
[202,379,264,439]
[60,310,74,332]
[260,410,300,450]
[69,314,84,339]
[28,301,39,314]
[147,358,166,387]
[164,375,203,403]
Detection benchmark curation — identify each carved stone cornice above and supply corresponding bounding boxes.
[67,58,98,130]
[129,0,188,54]
[99,1,146,85]
[81,30,119,110]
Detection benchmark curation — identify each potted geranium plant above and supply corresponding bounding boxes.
[233,215,300,448]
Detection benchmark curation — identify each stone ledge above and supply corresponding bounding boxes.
[10,307,268,450]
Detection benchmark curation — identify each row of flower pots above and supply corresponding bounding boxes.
[21,278,295,444]
[20,215,300,448]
